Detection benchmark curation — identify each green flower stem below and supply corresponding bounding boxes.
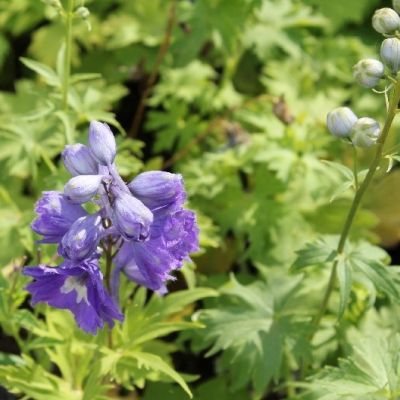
[310,76,400,339]
[62,0,74,112]
[352,144,359,190]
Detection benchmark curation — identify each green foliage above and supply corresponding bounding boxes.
[304,334,400,399]
[0,0,399,399]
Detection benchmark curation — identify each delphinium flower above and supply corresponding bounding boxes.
[24,121,199,334]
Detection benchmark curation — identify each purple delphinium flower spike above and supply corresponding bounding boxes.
[23,258,123,334]
[59,213,104,261]
[31,191,87,243]
[64,175,105,204]
[62,144,99,176]
[128,171,186,213]
[111,190,153,241]
[88,121,116,166]
[26,119,200,335]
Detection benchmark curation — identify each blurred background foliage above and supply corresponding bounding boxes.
[1,0,400,399]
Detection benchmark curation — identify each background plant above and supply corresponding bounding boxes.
[1,0,400,399]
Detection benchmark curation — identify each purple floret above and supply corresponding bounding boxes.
[24,258,123,334]
[31,191,87,243]
[113,209,199,293]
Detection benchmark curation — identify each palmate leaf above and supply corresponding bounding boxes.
[292,235,338,271]
[99,287,218,395]
[195,276,306,395]
[294,236,400,318]
[305,334,400,399]
[20,57,61,87]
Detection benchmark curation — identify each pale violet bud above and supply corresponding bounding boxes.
[88,121,116,166]
[128,171,186,212]
[350,117,381,148]
[60,214,104,261]
[372,8,400,34]
[64,175,104,203]
[75,6,90,19]
[326,107,358,138]
[353,59,384,88]
[381,37,400,72]
[62,144,98,176]
[111,191,153,241]
[394,0,400,14]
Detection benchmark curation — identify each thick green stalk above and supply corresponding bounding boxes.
[62,0,74,112]
[310,77,400,338]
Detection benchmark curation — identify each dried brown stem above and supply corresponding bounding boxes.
[128,0,177,138]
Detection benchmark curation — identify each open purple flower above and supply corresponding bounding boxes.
[24,258,123,334]
[31,191,87,243]
[113,209,199,293]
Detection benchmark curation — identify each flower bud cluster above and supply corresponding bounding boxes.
[326,107,381,148]
[324,4,400,147]
[24,121,199,334]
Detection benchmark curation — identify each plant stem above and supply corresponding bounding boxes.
[310,76,400,340]
[105,236,113,292]
[62,0,74,113]
[104,235,113,348]
[128,0,177,138]
[352,144,359,190]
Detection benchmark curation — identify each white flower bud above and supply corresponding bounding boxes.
[350,117,381,148]
[326,107,358,138]
[76,6,90,19]
[393,1,400,14]
[372,8,400,34]
[353,59,385,88]
[381,38,400,73]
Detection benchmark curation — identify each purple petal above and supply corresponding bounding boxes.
[31,191,87,243]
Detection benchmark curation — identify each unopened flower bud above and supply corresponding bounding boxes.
[372,8,400,34]
[353,59,385,88]
[62,144,98,176]
[88,121,116,166]
[76,6,90,19]
[111,191,153,241]
[351,117,381,148]
[60,214,103,261]
[64,175,104,203]
[393,1,400,14]
[326,107,358,138]
[128,171,186,212]
[381,37,400,73]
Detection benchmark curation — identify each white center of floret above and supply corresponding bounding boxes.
[60,276,89,304]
